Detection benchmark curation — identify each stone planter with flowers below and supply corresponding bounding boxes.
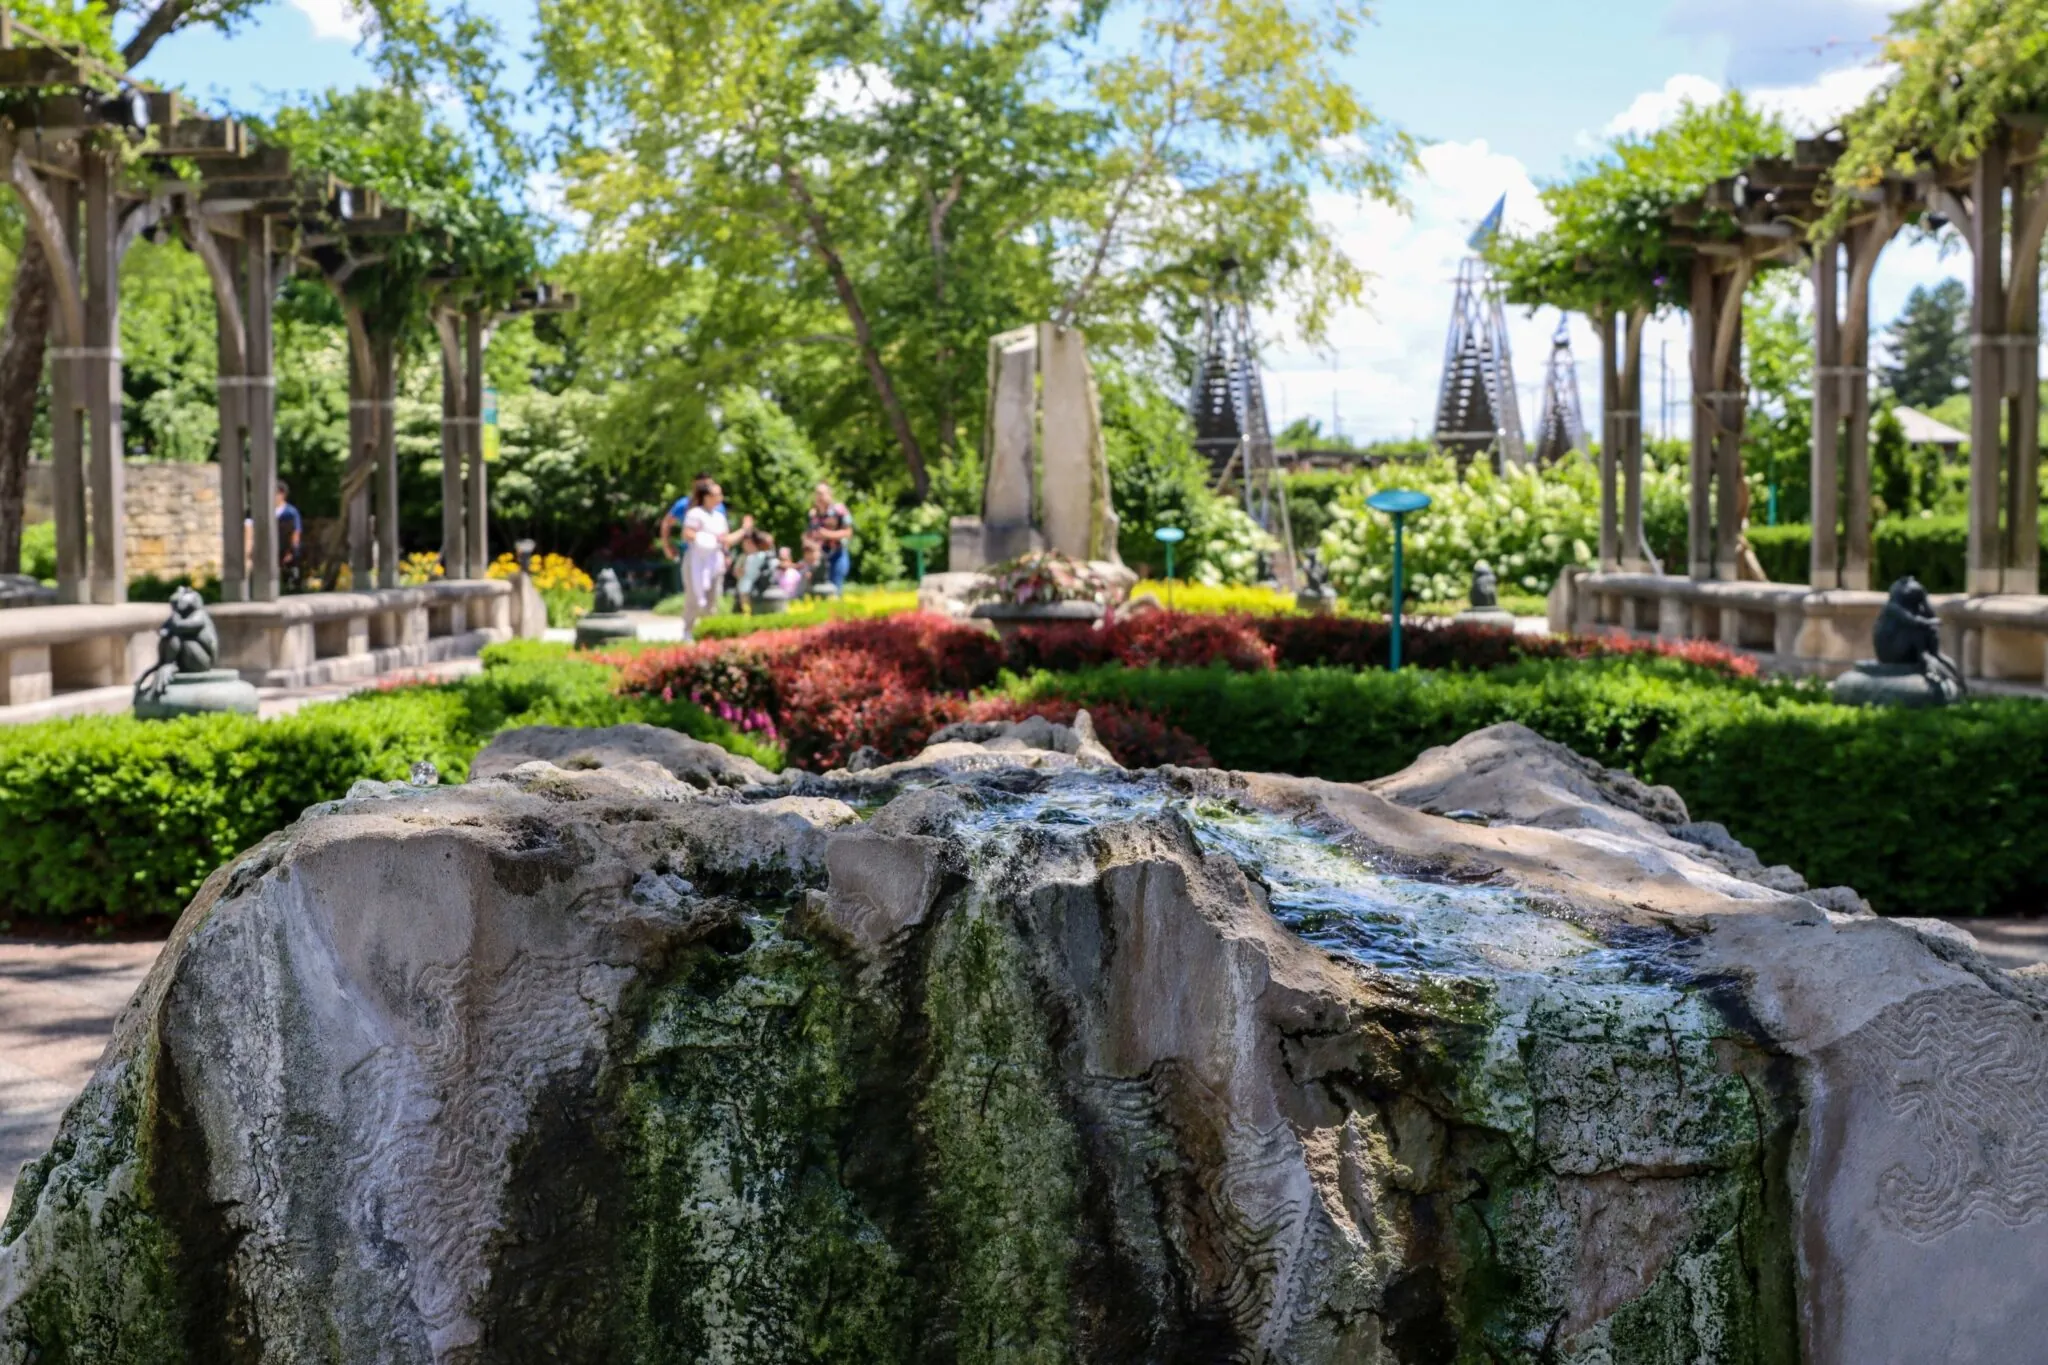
[967,551,1112,638]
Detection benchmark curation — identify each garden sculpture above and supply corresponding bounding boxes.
[1294,550,1336,615]
[133,586,259,719]
[593,567,626,615]
[576,566,639,647]
[1830,574,1964,708]
[1469,561,1499,609]
[135,587,220,702]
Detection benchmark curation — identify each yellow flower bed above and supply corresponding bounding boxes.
[488,551,593,593]
[1128,580,1303,616]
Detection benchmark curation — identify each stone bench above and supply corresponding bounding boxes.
[211,579,514,689]
[0,603,168,706]
[1559,569,2048,692]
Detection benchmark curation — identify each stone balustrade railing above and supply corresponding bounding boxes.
[1555,569,2048,692]
[0,577,543,720]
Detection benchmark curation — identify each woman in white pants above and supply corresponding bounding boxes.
[676,477,751,641]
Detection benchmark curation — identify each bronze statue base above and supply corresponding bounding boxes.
[134,669,260,721]
[1829,661,1962,709]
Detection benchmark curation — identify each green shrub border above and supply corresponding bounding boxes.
[1014,660,2047,917]
[0,644,778,925]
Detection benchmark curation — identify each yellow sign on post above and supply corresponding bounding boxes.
[482,387,500,462]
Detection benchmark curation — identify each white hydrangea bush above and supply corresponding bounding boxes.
[1192,500,1280,586]
[1318,452,1681,612]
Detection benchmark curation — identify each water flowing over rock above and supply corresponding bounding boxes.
[3,720,2043,1363]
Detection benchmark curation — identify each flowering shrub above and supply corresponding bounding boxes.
[1128,581,1299,615]
[1006,613,1277,674]
[1317,452,1690,611]
[620,613,1006,769]
[1190,500,1281,586]
[969,551,1113,606]
[398,550,445,585]
[490,552,596,628]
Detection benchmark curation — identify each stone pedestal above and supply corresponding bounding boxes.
[1829,661,1960,709]
[574,613,638,648]
[134,668,259,720]
[1296,588,1337,616]
[745,590,789,616]
[969,599,1103,639]
[1454,606,1518,630]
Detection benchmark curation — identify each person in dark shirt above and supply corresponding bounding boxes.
[806,482,854,594]
[274,480,302,592]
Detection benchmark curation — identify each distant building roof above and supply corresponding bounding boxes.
[1893,405,1966,446]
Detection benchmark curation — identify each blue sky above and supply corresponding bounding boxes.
[131,0,1960,443]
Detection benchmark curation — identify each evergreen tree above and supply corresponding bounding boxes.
[1881,279,1969,409]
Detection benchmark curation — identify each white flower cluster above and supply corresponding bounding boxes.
[1192,501,1281,587]
[1317,452,1685,612]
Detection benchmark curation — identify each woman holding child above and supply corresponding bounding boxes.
[660,476,752,641]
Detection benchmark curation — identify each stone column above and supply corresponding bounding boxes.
[464,306,488,579]
[243,211,278,602]
[1810,237,1842,589]
[82,148,124,605]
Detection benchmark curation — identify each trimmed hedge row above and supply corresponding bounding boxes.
[1016,660,2047,917]
[1745,515,2048,593]
[0,647,776,925]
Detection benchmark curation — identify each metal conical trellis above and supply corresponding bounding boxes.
[1532,314,1588,464]
[1432,197,1527,467]
[1187,265,1297,586]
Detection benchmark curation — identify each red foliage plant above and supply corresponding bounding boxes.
[617,607,1757,772]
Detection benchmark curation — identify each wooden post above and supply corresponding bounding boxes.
[2006,163,2042,594]
[45,177,86,604]
[374,332,400,590]
[1810,237,1842,588]
[435,311,467,576]
[340,304,375,586]
[1711,270,1746,583]
[1687,258,1716,580]
[244,211,278,602]
[182,208,250,601]
[82,148,124,605]
[1966,140,2008,596]
[464,305,487,578]
[1618,309,1647,569]
[1596,309,1619,569]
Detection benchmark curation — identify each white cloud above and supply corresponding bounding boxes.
[1265,59,1959,446]
[289,0,366,44]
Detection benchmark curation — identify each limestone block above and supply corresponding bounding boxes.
[6,722,2043,1364]
[0,644,52,704]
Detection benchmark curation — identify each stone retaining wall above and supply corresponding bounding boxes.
[24,460,222,582]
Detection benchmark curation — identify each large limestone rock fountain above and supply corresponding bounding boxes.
[4,720,2044,1363]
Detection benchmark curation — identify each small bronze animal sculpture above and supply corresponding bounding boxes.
[1470,561,1499,610]
[593,567,626,615]
[135,587,219,702]
[1299,551,1331,595]
[1873,575,1964,699]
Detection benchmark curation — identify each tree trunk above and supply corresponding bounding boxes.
[778,158,930,500]
[0,240,54,575]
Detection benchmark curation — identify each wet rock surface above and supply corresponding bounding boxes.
[2,719,2040,1363]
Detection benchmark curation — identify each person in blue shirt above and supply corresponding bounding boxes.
[248,480,303,591]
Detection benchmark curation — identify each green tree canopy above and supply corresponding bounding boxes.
[1487,94,1791,320]
[1881,278,1970,409]
[537,0,1409,502]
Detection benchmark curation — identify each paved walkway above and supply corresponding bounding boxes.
[0,939,162,1220]
[4,915,2044,1222]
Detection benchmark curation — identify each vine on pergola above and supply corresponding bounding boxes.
[1486,94,1791,323]
[1825,0,2048,229]
[260,87,541,336]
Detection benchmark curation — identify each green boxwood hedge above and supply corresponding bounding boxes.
[1744,516,2047,594]
[1014,660,2048,917]
[0,645,778,925]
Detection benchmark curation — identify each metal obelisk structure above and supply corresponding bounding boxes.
[1532,314,1589,464]
[1432,195,1528,468]
[1188,260,1297,586]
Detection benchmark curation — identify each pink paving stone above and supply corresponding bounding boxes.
[0,939,163,1221]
